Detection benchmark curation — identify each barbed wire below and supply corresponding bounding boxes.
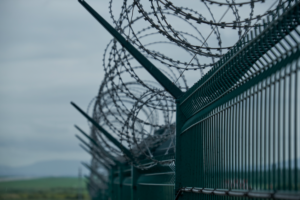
[86,0,292,170]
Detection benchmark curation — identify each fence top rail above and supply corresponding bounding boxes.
[180,46,300,134]
[179,0,299,108]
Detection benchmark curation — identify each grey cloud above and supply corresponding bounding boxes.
[0,0,274,167]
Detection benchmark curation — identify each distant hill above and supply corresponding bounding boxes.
[0,160,89,178]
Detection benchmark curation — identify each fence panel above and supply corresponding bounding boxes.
[74,1,300,200]
[176,2,300,199]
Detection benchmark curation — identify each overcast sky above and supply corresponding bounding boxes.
[0,0,279,167]
[0,0,116,167]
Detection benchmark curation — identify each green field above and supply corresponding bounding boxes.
[0,177,90,200]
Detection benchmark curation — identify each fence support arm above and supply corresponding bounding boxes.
[79,144,111,170]
[81,162,108,184]
[86,180,98,192]
[78,0,183,99]
[75,126,116,162]
[75,127,117,165]
[76,136,113,168]
[86,176,100,190]
[71,102,135,163]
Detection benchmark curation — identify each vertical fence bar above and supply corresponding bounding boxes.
[75,2,300,200]
[118,165,123,200]
[110,168,115,199]
[131,166,140,200]
[175,102,186,195]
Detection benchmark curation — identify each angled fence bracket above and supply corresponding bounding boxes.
[75,126,118,165]
[71,102,135,163]
[76,133,113,168]
[78,0,183,99]
[82,162,108,184]
[79,143,111,170]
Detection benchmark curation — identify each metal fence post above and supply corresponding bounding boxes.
[175,101,186,196]
[118,165,124,200]
[109,168,114,200]
[131,166,140,200]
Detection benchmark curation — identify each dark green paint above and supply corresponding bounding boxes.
[78,0,183,99]
[72,102,135,162]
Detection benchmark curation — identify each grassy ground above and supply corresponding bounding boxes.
[0,177,90,200]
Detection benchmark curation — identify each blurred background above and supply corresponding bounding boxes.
[0,0,113,199]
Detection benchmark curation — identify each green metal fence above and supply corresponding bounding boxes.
[175,1,300,199]
[73,0,300,200]
[99,161,175,200]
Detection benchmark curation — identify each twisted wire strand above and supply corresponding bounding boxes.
[87,0,295,170]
